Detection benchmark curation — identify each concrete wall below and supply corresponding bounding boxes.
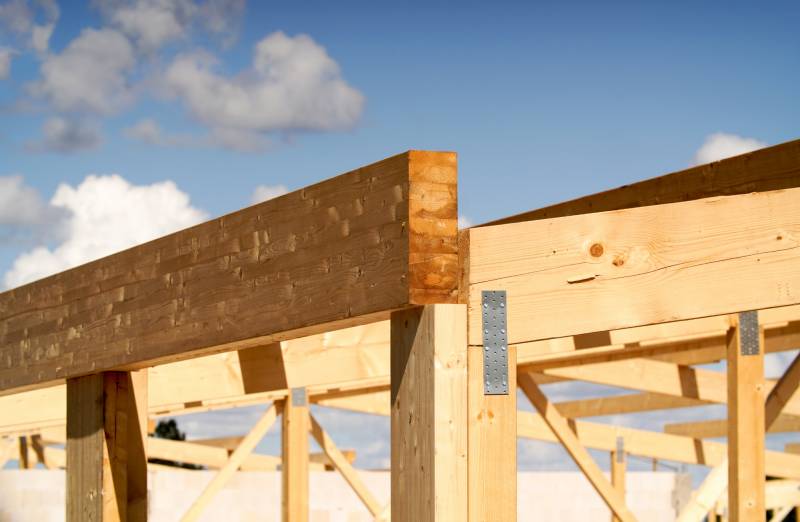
[0,469,689,521]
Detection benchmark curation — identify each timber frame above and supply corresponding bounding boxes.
[2,141,800,521]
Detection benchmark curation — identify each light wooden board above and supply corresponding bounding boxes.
[391,304,467,522]
[483,138,800,226]
[467,187,800,345]
[0,151,458,394]
[283,393,309,522]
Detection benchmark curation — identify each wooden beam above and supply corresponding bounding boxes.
[180,404,278,522]
[516,410,800,479]
[283,391,309,522]
[127,370,147,522]
[610,440,626,522]
[466,187,800,345]
[148,437,283,470]
[518,373,636,522]
[483,138,800,226]
[309,413,382,517]
[676,459,728,522]
[391,304,468,522]
[556,392,704,418]
[67,372,145,522]
[18,435,30,469]
[0,151,458,394]
[665,415,800,439]
[766,351,800,427]
[727,314,766,521]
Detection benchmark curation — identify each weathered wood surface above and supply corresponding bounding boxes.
[0,151,458,394]
[484,138,800,226]
[467,187,800,345]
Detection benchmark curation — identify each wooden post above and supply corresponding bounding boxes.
[611,440,626,522]
[282,389,309,522]
[127,370,148,522]
[727,312,766,521]
[18,436,30,469]
[391,304,468,522]
[67,371,147,522]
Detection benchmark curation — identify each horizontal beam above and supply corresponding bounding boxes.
[483,138,800,226]
[467,187,800,345]
[0,151,458,394]
[664,415,800,438]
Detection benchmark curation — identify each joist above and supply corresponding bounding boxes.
[484,138,800,226]
[555,392,704,418]
[466,187,800,345]
[665,415,800,438]
[516,410,800,479]
[0,151,458,394]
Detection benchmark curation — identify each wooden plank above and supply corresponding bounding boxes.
[516,411,800,479]
[766,351,800,427]
[467,187,800,345]
[283,391,309,522]
[556,392,704,418]
[18,435,30,469]
[127,370,147,522]
[0,151,458,394]
[180,404,278,522]
[727,315,766,521]
[391,304,468,522]
[665,415,800,439]
[610,442,626,522]
[518,373,636,522]
[309,414,382,517]
[67,372,132,522]
[484,138,800,226]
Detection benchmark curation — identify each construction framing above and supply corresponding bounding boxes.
[1,140,800,521]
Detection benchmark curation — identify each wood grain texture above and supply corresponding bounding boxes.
[610,447,626,522]
[283,392,309,522]
[483,138,800,226]
[391,304,467,522]
[468,187,800,345]
[665,415,800,438]
[726,317,766,521]
[0,151,457,394]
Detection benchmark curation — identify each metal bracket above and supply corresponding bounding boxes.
[738,311,760,356]
[291,387,307,407]
[482,290,508,395]
[615,436,625,462]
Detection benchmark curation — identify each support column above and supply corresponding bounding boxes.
[610,439,626,522]
[727,311,766,521]
[282,388,309,522]
[391,304,468,522]
[67,371,147,522]
[18,436,30,469]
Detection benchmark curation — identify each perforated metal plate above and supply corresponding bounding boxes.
[291,387,307,406]
[482,290,508,395]
[738,310,760,356]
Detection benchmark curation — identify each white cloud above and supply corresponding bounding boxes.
[693,133,768,165]
[164,31,364,150]
[0,175,49,226]
[3,174,207,288]
[30,28,136,114]
[0,48,11,79]
[458,215,472,229]
[0,0,59,53]
[251,184,288,204]
[27,117,103,153]
[123,117,197,147]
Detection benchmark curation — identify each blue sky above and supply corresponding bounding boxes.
[1,0,799,483]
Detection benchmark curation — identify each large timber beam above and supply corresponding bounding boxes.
[484,138,800,226]
[0,151,458,394]
[466,186,800,345]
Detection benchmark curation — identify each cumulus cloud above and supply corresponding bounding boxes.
[27,117,103,153]
[693,133,768,165]
[123,117,197,147]
[164,31,364,151]
[0,48,11,79]
[3,174,207,288]
[30,28,136,114]
[0,0,59,53]
[251,184,288,204]
[0,175,50,226]
[93,0,245,52]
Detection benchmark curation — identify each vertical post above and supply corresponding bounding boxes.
[18,436,30,469]
[468,326,516,520]
[610,438,626,522]
[67,371,146,522]
[391,304,468,522]
[127,370,148,522]
[727,312,765,521]
[282,388,309,522]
